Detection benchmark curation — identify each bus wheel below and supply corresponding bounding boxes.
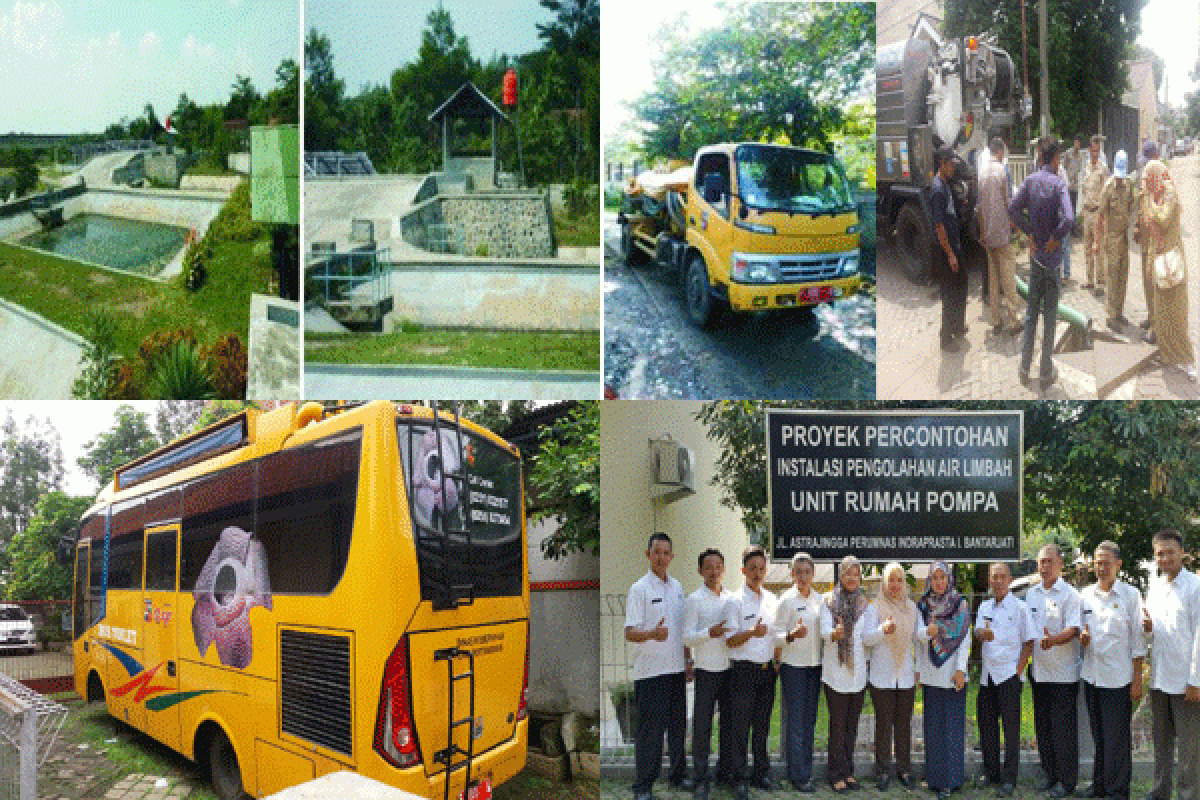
[208,730,249,800]
[895,203,932,285]
[621,223,642,266]
[86,671,104,704]
[685,254,718,329]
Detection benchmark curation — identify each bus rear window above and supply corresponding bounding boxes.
[398,421,523,602]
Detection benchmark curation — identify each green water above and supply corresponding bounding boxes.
[20,213,188,276]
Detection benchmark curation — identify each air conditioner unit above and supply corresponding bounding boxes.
[650,437,695,500]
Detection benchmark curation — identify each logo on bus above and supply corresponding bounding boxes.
[100,641,242,712]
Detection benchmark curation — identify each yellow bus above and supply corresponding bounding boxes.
[68,401,529,800]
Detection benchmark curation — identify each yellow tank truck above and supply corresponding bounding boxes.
[617,143,863,327]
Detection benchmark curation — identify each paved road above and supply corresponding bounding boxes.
[0,300,85,398]
[877,154,1200,400]
[306,363,601,400]
[603,213,876,399]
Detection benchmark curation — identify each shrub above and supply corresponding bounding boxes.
[202,333,247,399]
[70,313,120,399]
[146,340,214,399]
[182,238,208,291]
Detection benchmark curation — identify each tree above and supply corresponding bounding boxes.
[631,3,874,160]
[77,405,159,490]
[154,401,210,445]
[305,28,345,151]
[944,0,1143,140]
[5,492,91,602]
[225,75,261,122]
[265,59,300,124]
[528,403,599,558]
[12,149,37,197]
[0,412,64,550]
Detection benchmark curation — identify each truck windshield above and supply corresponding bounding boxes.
[735,145,856,214]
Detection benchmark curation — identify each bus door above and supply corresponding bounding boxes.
[72,540,90,698]
[141,523,182,750]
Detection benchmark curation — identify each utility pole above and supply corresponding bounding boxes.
[1038,0,1050,137]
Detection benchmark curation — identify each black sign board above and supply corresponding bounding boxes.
[766,410,1022,562]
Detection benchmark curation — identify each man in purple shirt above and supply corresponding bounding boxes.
[1008,137,1075,388]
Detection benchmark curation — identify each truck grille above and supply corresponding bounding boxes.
[777,253,845,283]
[280,629,353,756]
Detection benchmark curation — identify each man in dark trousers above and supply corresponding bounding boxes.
[624,533,692,800]
[932,146,968,351]
[1009,136,1075,389]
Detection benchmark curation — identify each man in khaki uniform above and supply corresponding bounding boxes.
[1081,134,1109,294]
[1134,140,1160,341]
[1094,150,1136,329]
[977,137,1022,334]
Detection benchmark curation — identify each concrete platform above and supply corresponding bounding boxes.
[304,175,433,251]
[247,294,301,401]
[305,363,600,400]
[0,299,85,398]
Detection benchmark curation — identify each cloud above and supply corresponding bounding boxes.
[138,31,159,57]
[7,0,65,58]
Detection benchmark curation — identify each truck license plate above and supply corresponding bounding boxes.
[803,287,832,303]
[459,779,492,800]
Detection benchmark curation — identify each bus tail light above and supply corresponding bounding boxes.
[517,623,530,722]
[375,636,422,768]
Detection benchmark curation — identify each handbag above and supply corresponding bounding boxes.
[1155,246,1185,289]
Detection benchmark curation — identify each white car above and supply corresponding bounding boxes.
[0,605,36,655]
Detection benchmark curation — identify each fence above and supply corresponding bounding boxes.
[600,590,1154,766]
[0,601,74,696]
[0,673,67,800]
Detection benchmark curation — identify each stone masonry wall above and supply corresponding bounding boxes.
[441,193,554,258]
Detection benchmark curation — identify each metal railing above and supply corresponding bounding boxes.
[306,245,392,316]
[0,673,67,800]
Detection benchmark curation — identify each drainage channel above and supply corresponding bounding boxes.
[304,363,600,401]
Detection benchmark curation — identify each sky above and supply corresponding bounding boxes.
[305,0,557,96]
[1138,0,1199,107]
[0,0,300,134]
[0,401,150,497]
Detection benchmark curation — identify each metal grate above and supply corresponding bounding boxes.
[280,629,352,756]
[777,253,846,283]
[0,672,68,800]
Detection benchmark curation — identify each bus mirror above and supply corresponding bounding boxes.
[55,534,75,566]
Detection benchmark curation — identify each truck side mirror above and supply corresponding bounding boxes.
[703,172,725,205]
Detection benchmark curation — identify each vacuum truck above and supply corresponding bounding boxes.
[877,30,1029,282]
[617,143,863,328]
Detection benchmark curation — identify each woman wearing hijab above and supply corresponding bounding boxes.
[917,562,973,800]
[1141,159,1198,380]
[820,555,870,793]
[863,562,921,791]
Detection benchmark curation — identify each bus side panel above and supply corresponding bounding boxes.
[99,589,147,731]
[255,739,314,796]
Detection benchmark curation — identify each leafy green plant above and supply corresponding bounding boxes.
[71,313,121,399]
[474,242,490,257]
[182,238,209,291]
[529,403,598,558]
[201,333,247,399]
[146,340,215,399]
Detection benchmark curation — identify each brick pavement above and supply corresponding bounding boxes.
[878,155,1200,400]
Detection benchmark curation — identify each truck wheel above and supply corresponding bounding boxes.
[620,224,642,266]
[685,254,718,329]
[895,204,932,285]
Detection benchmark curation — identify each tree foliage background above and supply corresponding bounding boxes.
[625,2,875,186]
[944,0,1145,142]
[698,401,1200,589]
[306,0,599,185]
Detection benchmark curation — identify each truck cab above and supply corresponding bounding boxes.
[684,143,862,325]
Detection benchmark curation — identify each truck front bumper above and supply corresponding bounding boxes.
[726,275,863,312]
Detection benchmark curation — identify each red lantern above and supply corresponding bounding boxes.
[503,68,517,108]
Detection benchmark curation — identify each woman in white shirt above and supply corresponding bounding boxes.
[821,555,869,793]
[777,552,824,792]
[916,561,972,800]
[864,562,920,791]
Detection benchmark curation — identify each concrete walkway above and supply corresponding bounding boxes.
[304,176,431,251]
[67,151,141,188]
[0,300,85,398]
[305,363,601,400]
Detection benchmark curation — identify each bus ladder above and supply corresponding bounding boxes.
[429,401,475,611]
[433,646,478,800]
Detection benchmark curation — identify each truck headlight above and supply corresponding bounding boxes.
[841,254,860,276]
[732,256,779,283]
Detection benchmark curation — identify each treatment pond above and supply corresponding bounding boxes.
[19,213,188,276]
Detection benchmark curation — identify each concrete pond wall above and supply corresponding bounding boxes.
[61,188,224,236]
[399,191,555,258]
[385,261,599,331]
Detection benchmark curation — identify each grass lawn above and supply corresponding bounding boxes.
[494,770,597,800]
[0,182,273,369]
[307,330,601,371]
[554,208,601,247]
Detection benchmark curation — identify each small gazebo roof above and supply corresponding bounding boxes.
[428,82,510,124]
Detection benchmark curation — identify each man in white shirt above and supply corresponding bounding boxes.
[1079,540,1145,800]
[776,552,824,793]
[1144,529,1200,800]
[1026,543,1082,798]
[682,549,734,799]
[975,562,1036,797]
[724,545,781,799]
[624,533,691,800]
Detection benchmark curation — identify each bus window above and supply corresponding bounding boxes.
[108,534,144,591]
[397,422,524,602]
[89,520,106,624]
[145,530,177,592]
[256,430,360,595]
[180,462,255,590]
[73,544,87,638]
